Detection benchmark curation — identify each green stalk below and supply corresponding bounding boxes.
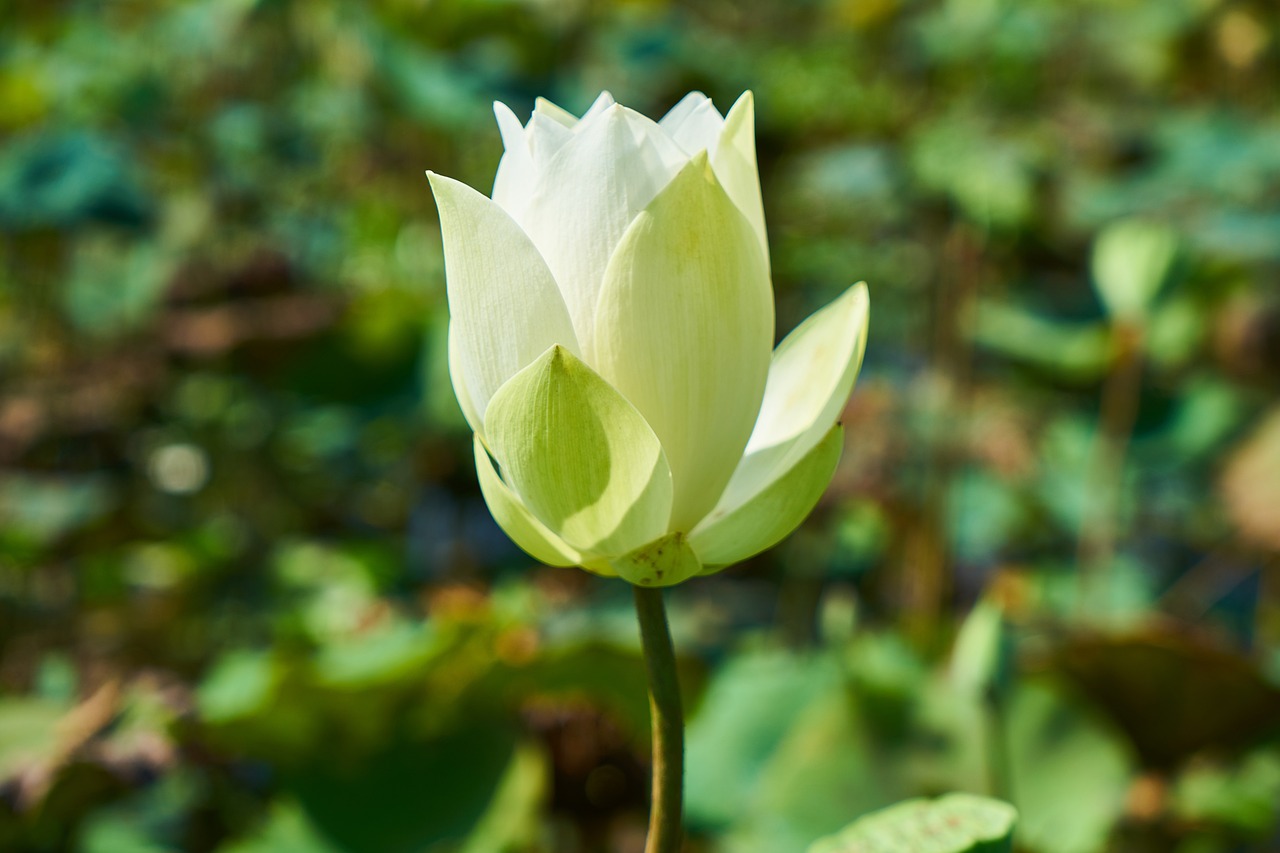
[633,585,684,853]
[1077,321,1144,616]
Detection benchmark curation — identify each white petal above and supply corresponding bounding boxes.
[593,153,774,531]
[718,284,868,517]
[711,91,768,272]
[580,91,617,123]
[448,321,483,437]
[492,102,536,219]
[427,172,581,427]
[485,346,674,556]
[526,111,574,176]
[660,91,725,156]
[494,101,527,153]
[520,104,687,355]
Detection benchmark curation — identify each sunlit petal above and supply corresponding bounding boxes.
[593,153,773,531]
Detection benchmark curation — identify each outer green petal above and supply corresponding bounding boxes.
[427,172,580,427]
[594,152,774,532]
[713,91,768,272]
[689,425,843,568]
[738,283,868,497]
[474,435,585,568]
[610,532,703,588]
[485,345,673,556]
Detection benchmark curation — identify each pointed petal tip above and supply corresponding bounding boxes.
[848,281,870,314]
[680,148,716,182]
[850,281,871,324]
[725,90,756,122]
[832,281,871,324]
[493,100,522,127]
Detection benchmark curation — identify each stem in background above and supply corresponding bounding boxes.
[904,225,983,644]
[1077,322,1145,616]
[1258,553,1280,654]
[983,690,1013,804]
[633,585,684,853]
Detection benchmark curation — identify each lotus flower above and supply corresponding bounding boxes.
[428,91,868,586]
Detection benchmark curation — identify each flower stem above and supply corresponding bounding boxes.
[1077,321,1144,617]
[633,584,684,853]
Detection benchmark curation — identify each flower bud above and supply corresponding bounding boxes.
[429,92,869,585]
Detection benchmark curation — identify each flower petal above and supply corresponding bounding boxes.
[526,111,573,175]
[689,425,843,568]
[533,96,578,128]
[748,283,869,457]
[712,91,768,271]
[448,321,483,436]
[485,345,674,556]
[593,152,774,531]
[579,91,617,123]
[660,91,724,156]
[474,435,587,568]
[427,172,581,428]
[610,532,703,588]
[492,102,536,218]
[520,104,687,355]
[713,283,868,521]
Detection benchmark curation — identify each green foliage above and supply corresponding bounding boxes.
[806,793,1017,853]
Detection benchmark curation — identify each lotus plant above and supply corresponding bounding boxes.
[428,90,869,853]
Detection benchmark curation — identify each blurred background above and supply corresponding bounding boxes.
[2,0,1280,851]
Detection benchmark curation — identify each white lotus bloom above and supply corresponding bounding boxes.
[429,91,869,586]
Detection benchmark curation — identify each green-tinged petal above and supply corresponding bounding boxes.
[474,435,586,568]
[533,96,578,127]
[521,104,686,355]
[485,345,674,556]
[594,152,774,532]
[740,283,868,491]
[610,532,703,588]
[690,425,843,569]
[427,172,580,427]
[713,91,768,271]
[447,322,483,436]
